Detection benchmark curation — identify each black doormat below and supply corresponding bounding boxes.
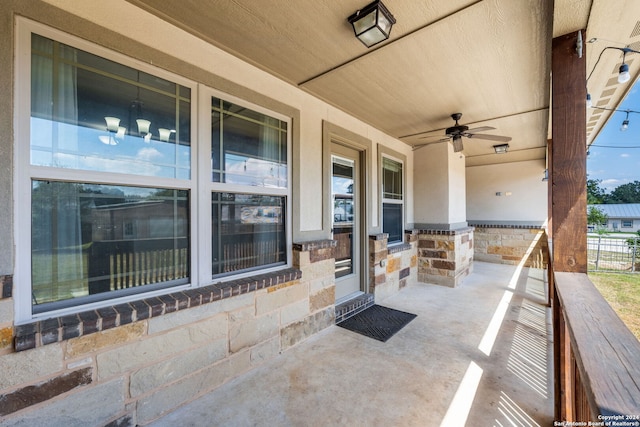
[337,304,417,342]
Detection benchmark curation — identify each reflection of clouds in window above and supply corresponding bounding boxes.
[30,118,189,178]
[137,147,163,161]
[332,177,353,195]
[30,33,191,179]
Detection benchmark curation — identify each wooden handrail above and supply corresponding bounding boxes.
[554,271,640,421]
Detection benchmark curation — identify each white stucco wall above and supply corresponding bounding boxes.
[413,142,466,226]
[413,143,450,224]
[448,148,467,224]
[466,160,547,223]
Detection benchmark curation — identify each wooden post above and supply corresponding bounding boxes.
[551,29,587,421]
[551,30,587,273]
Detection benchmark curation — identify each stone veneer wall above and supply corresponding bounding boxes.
[417,228,474,288]
[471,225,548,269]
[369,232,418,301]
[0,240,336,426]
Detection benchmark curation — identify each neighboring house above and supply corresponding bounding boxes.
[588,204,640,232]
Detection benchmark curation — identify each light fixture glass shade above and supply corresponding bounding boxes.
[452,136,464,152]
[621,119,630,131]
[136,119,151,135]
[159,128,172,142]
[116,126,126,139]
[105,116,120,132]
[586,93,592,107]
[619,63,631,83]
[493,144,509,154]
[348,0,396,48]
[98,135,118,145]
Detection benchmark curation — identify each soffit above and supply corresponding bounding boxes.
[126,0,640,165]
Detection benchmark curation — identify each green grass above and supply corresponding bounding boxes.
[589,272,640,341]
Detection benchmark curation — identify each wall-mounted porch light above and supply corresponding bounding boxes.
[493,143,509,154]
[348,0,396,48]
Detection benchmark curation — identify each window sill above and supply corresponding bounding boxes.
[13,268,302,352]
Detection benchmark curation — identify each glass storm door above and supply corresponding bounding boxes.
[332,146,361,301]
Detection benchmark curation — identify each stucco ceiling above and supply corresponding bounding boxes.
[127,0,640,166]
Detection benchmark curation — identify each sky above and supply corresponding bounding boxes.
[587,83,640,193]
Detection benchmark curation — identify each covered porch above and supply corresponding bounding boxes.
[149,261,553,426]
[2,1,640,425]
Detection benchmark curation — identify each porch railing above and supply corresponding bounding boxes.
[553,271,640,421]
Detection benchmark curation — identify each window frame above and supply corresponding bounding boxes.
[15,19,199,323]
[378,147,405,245]
[14,18,292,323]
[198,86,292,283]
[622,219,633,228]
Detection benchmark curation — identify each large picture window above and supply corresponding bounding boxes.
[16,20,291,321]
[17,20,196,319]
[382,156,404,244]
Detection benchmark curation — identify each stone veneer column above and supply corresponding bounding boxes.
[368,232,418,301]
[284,240,337,347]
[417,227,474,287]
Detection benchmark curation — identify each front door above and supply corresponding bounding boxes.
[331,144,362,301]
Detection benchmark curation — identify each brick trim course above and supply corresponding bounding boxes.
[14,268,302,352]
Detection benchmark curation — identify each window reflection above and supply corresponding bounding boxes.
[211,98,287,188]
[31,181,189,311]
[30,34,191,179]
[211,193,286,276]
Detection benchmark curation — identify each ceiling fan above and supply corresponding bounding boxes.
[414,113,512,152]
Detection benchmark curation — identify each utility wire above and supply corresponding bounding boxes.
[590,144,640,148]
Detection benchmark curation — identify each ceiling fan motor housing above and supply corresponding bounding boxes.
[446,124,468,136]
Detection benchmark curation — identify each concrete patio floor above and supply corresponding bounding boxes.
[148,261,554,427]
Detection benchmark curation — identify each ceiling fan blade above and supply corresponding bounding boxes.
[466,126,495,133]
[465,133,512,142]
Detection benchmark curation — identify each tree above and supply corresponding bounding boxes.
[587,206,608,234]
[587,178,606,204]
[606,180,640,204]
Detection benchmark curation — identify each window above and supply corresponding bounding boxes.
[19,26,194,315]
[209,97,289,277]
[382,156,404,244]
[16,20,291,321]
[622,219,633,228]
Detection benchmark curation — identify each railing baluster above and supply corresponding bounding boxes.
[110,254,115,291]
